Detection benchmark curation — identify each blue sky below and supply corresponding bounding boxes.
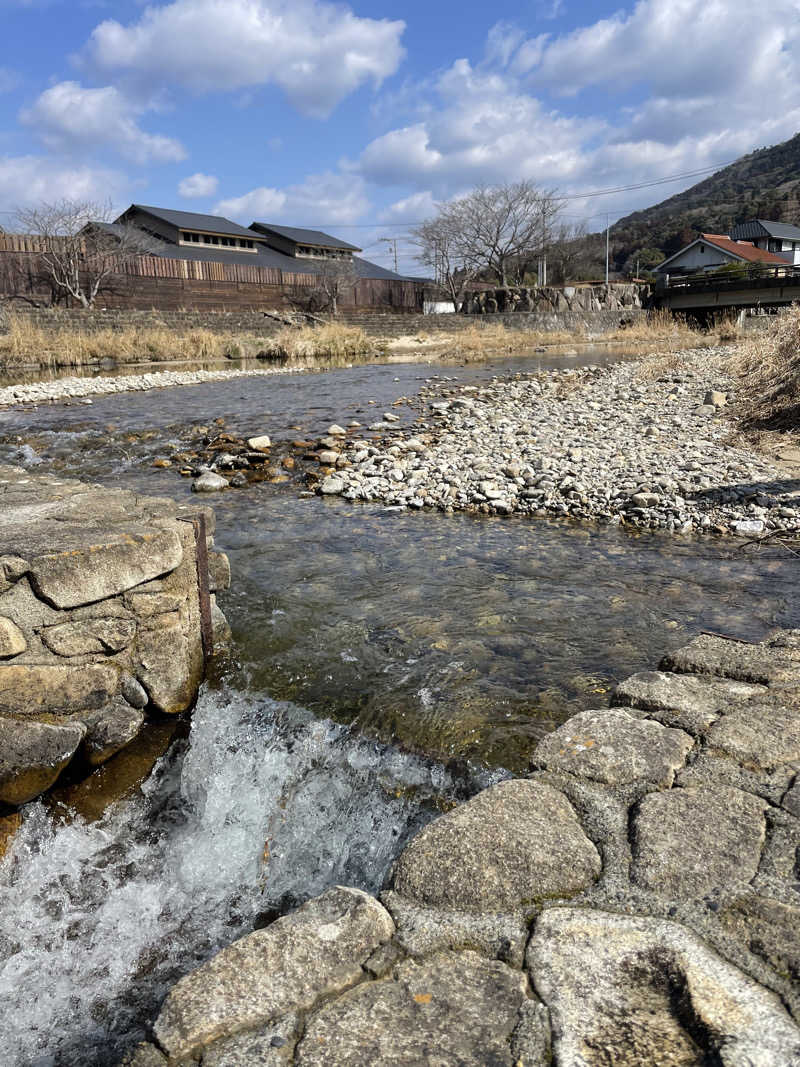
[2,0,800,272]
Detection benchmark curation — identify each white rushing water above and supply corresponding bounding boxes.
[0,688,494,1066]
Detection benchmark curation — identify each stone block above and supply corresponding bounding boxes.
[153,887,394,1061]
[135,609,203,715]
[82,703,145,766]
[295,952,530,1067]
[0,718,86,804]
[528,908,800,1066]
[28,526,183,609]
[41,617,136,657]
[705,701,800,771]
[532,708,693,787]
[0,663,118,716]
[661,634,800,687]
[612,670,766,734]
[390,779,601,912]
[630,785,766,899]
[0,616,26,658]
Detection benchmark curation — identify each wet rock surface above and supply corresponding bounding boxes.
[134,627,800,1066]
[0,464,229,804]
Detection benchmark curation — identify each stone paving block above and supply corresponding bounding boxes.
[295,952,531,1067]
[532,708,693,788]
[612,670,766,733]
[662,634,800,687]
[528,907,800,1067]
[154,887,394,1061]
[705,701,800,771]
[720,893,800,986]
[390,779,601,913]
[630,785,767,899]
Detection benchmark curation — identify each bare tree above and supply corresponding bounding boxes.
[413,182,562,303]
[287,257,358,316]
[13,199,154,309]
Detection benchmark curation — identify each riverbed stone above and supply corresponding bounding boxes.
[119,1044,166,1067]
[247,435,271,451]
[390,779,601,912]
[705,701,800,771]
[0,663,118,716]
[81,704,145,765]
[630,785,767,899]
[528,907,800,1066]
[28,526,183,609]
[192,472,229,493]
[0,718,86,804]
[662,633,800,686]
[320,475,345,495]
[207,550,231,593]
[295,951,531,1067]
[612,670,767,733]
[0,616,26,658]
[41,617,136,657]
[532,708,693,787]
[120,673,149,709]
[153,886,394,1061]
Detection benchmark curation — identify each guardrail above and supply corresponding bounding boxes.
[661,265,800,293]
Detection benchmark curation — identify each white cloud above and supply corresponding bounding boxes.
[178,171,219,198]
[355,3,800,224]
[379,191,437,222]
[0,154,129,209]
[21,81,186,164]
[215,171,370,224]
[84,0,405,118]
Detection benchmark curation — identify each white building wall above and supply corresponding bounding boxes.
[660,243,733,272]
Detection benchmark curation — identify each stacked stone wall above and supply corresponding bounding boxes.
[0,465,230,806]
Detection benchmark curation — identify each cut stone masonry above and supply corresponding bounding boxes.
[0,464,230,806]
[124,626,800,1066]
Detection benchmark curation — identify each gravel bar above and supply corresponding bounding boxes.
[319,346,800,537]
[0,365,301,408]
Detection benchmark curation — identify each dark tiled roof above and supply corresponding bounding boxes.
[142,236,406,279]
[122,204,265,241]
[730,219,800,241]
[250,222,360,252]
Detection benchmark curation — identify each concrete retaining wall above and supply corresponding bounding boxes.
[0,465,230,806]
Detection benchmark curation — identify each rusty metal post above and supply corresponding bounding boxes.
[191,514,214,662]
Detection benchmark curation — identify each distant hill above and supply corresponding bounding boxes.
[608,132,800,272]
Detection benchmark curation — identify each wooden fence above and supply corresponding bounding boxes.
[0,235,423,311]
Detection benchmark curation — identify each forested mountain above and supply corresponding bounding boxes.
[607,132,800,273]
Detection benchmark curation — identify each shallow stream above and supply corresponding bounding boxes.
[0,348,797,1064]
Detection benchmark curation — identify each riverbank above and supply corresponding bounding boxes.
[313,345,800,538]
[124,624,800,1066]
[0,465,230,810]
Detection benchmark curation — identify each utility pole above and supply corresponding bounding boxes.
[605,214,610,285]
[379,237,398,274]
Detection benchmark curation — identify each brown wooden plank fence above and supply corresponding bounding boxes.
[0,235,422,310]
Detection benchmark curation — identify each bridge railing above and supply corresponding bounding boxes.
[662,264,800,294]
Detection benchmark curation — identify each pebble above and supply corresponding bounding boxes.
[317,347,800,538]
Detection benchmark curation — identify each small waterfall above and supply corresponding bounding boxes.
[0,689,495,1066]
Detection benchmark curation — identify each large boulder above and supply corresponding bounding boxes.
[390,779,601,912]
[528,907,800,1066]
[0,663,118,717]
[153,887,394,1061]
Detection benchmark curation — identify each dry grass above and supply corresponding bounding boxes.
[728,305,800,432]
[0,313,248,368]
[258,322,376,364]
[606,309,704,346]
[448,323,576,353]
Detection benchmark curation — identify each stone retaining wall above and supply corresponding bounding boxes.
[125,627,800,1066]
[3,304,646,343]
[0,465,230,806]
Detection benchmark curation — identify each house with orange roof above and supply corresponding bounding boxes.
[656,230,791,275]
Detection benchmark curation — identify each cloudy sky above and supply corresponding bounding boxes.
[1,0,799,272]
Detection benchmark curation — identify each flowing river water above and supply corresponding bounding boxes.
[0,348,798,1065]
